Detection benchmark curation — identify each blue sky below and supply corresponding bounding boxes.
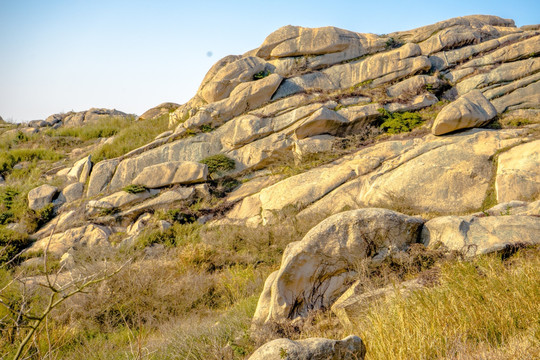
[0,0,538,122]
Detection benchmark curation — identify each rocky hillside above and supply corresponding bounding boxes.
[1,14,539,359]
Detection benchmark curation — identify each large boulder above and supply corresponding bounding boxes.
[422,215,540,256]
[132,161,207,188]
[255,25,377,59]
[61,108,132,127]
[248,335,366,360]
[432,90,496,135]
[67,156,92,183]
[496,140,540,203]
[86,159,119,197]
[61,182,85,203]
[199,56,269,103]
[252,209,423,325]
[28,184,58,210]
[491,80,540,113]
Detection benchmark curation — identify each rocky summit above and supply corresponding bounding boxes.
[1,15,540,359]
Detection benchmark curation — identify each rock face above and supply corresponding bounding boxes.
[139,102,180,120]
[496,140,540,203]
[132,161,208,188]
[28,184,58,210]
[432,91,497,135]
[248,335,366,360]
[59,108,132,127]
[253,209,424,325]
[422,215,540,256]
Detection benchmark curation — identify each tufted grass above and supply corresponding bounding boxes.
[351,247,540,360]
[91,114,170,162]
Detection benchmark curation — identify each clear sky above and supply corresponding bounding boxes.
[0,0,538,122]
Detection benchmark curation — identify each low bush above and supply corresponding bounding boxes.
[122,184,147,194]
[199,154,236,174]
[48,116,133,141]
[0,227,31,266]
[378,108,423,134]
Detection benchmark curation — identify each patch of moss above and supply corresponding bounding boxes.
[122,184,147,194]
[199,154,236,174]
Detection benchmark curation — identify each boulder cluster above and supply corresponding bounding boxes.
[12,15,540,358]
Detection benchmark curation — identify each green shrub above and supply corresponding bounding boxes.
[122,184,147,194]
[20,203,55,233]
[253,69,270,80]
[378,108,423,134]
[0,152,16,175]
[199,154,235,174]
[0,227,31,266]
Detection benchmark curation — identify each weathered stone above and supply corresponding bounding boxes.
[199,56,269,103]
[496,140,540,203]
[389,15,515,43]
[289,106,348,139]
[418,25,488,55]
[132,161,207,188]
[293,135,335,160]
[248,335,366,360]
[67,156,92,183]
[183,74,283,129]
[226,133,293,171]
[339,96,371,106]
[27,224,112,256]
[61,108,132,127]
[429,33,524,71]
[422,215,540,256]
[62,182,85,203]
[491,80,540,113]
[256,25,374,59]
[461,35,540,68]
[456,58,540,95]
[86,159,119,197]
[218,115,272,149]
[249,94,313,118]
[86,190,156,217]
[139,102,179,120]
[432,90,496,135]
[474,200,540,217]
[28,184,58,210]
[386,75,444,98]
[109,134,222,191]
[119,188,195,218]
[332,278,424,326]
[253,209,423,324]
[483,72,540,101]
[385,93,438,113]
[226,175,283,203]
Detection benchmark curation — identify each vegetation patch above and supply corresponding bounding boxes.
[200,154,236,175]
[0,227,31,267]
[48,116,133,140]
[378,108,424,134]
[253,69,270,80]
[122,184,147,194]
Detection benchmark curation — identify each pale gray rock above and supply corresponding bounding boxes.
[109,133,222,191]
[86,159,119,197]
[293,135,335,161]
[432,90,496,135]
[491,81,540,113]
[253,209,423,324]
[386,75,444,98]
[119,188,195,218]
[139,102,179,121]
[339,96,371,106]
[67,156,92,183]
[61,108,132,127]
[422,215,540,256]
[456,58,540,95]
[86,190,157,216]
[28,184,58,210]
[461,35,540,68]
[199,56,269,103]
[132,161,207,188]
[62,182,84,203]
[248,335,366,360]
[385,93,438,113]
[496,140,540,203]
[27,224,112,256]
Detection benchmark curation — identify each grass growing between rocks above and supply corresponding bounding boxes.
[351,247,540,360]
[91,114,170,162]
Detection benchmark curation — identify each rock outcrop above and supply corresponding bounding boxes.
[248,335,366,360]
[252,209,424,325]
